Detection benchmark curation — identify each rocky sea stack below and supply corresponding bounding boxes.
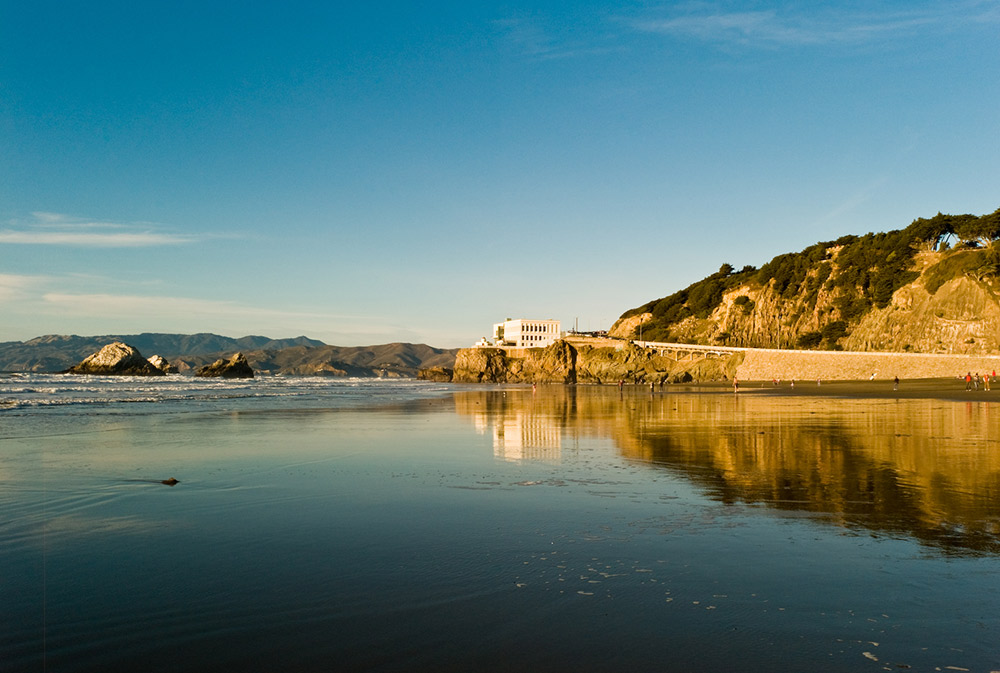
[196,352,254,378]
[65,342,165,376]
[147,354,179,374]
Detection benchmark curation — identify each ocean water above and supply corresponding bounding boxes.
[2,375,999,672]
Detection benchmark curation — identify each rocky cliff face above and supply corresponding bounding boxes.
[65,342,165,376]
[453,341,577,383]
[451,341,737,384]
[612,248,1000,355]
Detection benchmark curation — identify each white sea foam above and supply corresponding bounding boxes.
[0,373,452,415]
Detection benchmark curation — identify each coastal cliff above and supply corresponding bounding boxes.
[453,341,576,383]
[451,340,738,384]
[611,210,1000,355]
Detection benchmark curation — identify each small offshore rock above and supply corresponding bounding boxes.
[147,354,179,374]
[65,342,165,376]
[196,352,255,379]
[417,366,453,382]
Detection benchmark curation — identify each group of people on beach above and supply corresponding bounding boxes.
[964,371,995,391]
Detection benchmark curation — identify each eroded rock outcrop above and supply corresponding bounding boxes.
[65,342,165,376]
[452,340,736,384]
[417,366,454,382]
[452,348,512,383]
[147,354,179,374]
[196,352,254,379]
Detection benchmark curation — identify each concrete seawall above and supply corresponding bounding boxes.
[734,348,1000,381]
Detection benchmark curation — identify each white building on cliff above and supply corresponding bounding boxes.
[486,318,562,348]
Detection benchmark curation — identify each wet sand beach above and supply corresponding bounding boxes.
[649,377,994,402]
[3,376,999,672]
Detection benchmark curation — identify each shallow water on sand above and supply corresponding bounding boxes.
[2,378,999,672]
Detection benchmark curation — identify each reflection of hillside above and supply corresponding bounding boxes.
[453,387,1000,555]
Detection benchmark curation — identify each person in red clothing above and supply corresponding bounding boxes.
[965,372,973,390]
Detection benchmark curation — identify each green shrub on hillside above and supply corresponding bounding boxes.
[733,295,755,314]
[821,320,848,343]
[834,295,870,321]
[797,331,823,348]
[923,251,987,294]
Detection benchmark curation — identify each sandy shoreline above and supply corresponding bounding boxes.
[567,377,997,402]
[699,377,994,402]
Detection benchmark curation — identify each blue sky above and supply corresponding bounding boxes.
[2,1,998,347]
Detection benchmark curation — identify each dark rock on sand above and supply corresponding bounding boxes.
[196,352,255,378]
[65,342,165,376]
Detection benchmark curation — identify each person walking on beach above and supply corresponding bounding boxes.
[893,376,899,391]
[966,372,973,390]
[986,374,992,392]
[975,373,981,390]
[733,377,739,393]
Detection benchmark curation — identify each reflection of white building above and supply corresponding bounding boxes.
[493,416,562,463]
[460,392,564,463]
[490,318,561,348]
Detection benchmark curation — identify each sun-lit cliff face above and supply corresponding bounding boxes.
[451,341,738,384]
[611,223,1000,355]
[453,386,1000,554]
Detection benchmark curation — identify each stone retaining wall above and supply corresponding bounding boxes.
[735,349,1000,381]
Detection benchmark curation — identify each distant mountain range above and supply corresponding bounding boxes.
[0,333,459,377]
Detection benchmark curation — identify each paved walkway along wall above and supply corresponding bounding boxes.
[735,348,1000,382]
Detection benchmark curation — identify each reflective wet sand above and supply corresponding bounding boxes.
[455,385,1000,554]
[3,382,999,672]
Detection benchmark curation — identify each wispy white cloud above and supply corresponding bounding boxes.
[0,273,50,302]
[0,212,198,247]
[631,3,1000,48]
[0,230,197,246]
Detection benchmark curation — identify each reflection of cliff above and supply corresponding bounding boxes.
[453,387,1000,554]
